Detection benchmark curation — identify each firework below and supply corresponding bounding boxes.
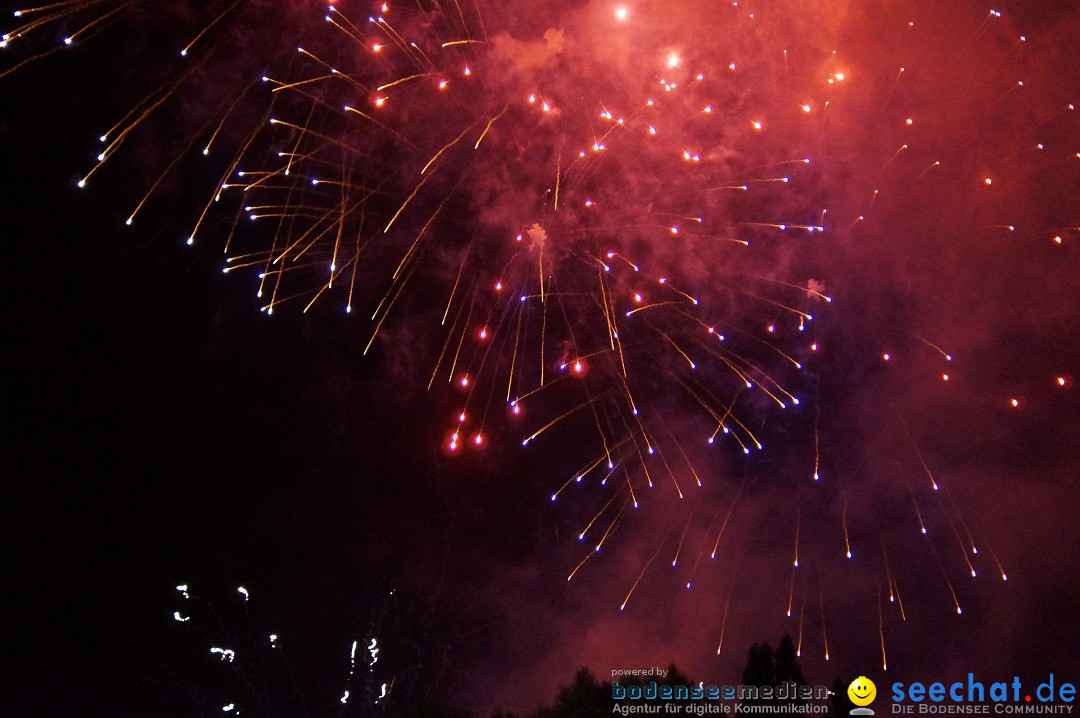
[5,0,1077,690]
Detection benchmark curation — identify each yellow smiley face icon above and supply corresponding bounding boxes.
[848,676,877,707]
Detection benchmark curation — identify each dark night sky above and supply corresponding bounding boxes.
[3,1,1080,716]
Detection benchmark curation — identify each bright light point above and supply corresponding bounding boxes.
[77,180,86,188]
[1010,397,1020,408]
[985,177,993,185]
[187,237,195,246]
[943,374,949,381]
[614,6,629,21]
[752,121,763,130]
[801,104,812,113]
[883,353,891,361]
[667,53,680,68]
[64,37,72,45]
[846,551,852,559]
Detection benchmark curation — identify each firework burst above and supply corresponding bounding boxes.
[4,0,1078,694]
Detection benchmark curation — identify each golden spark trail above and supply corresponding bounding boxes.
[620,539,666,611]
[842,494,853,559]
[716,571,738,654]
[820,581,830,661]
[879,587,888,670]
[180,0,241,58]
[710,482,746,559]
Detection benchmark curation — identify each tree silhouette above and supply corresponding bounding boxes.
[742,642,777,686]
[739,634,809,712]
[540,667,609,718]
[831,677,855,716]
[774,635,807,686]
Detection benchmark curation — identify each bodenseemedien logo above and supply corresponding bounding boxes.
[849,677,878,716]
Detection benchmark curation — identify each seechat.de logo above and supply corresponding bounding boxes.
[850,677,879,716]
